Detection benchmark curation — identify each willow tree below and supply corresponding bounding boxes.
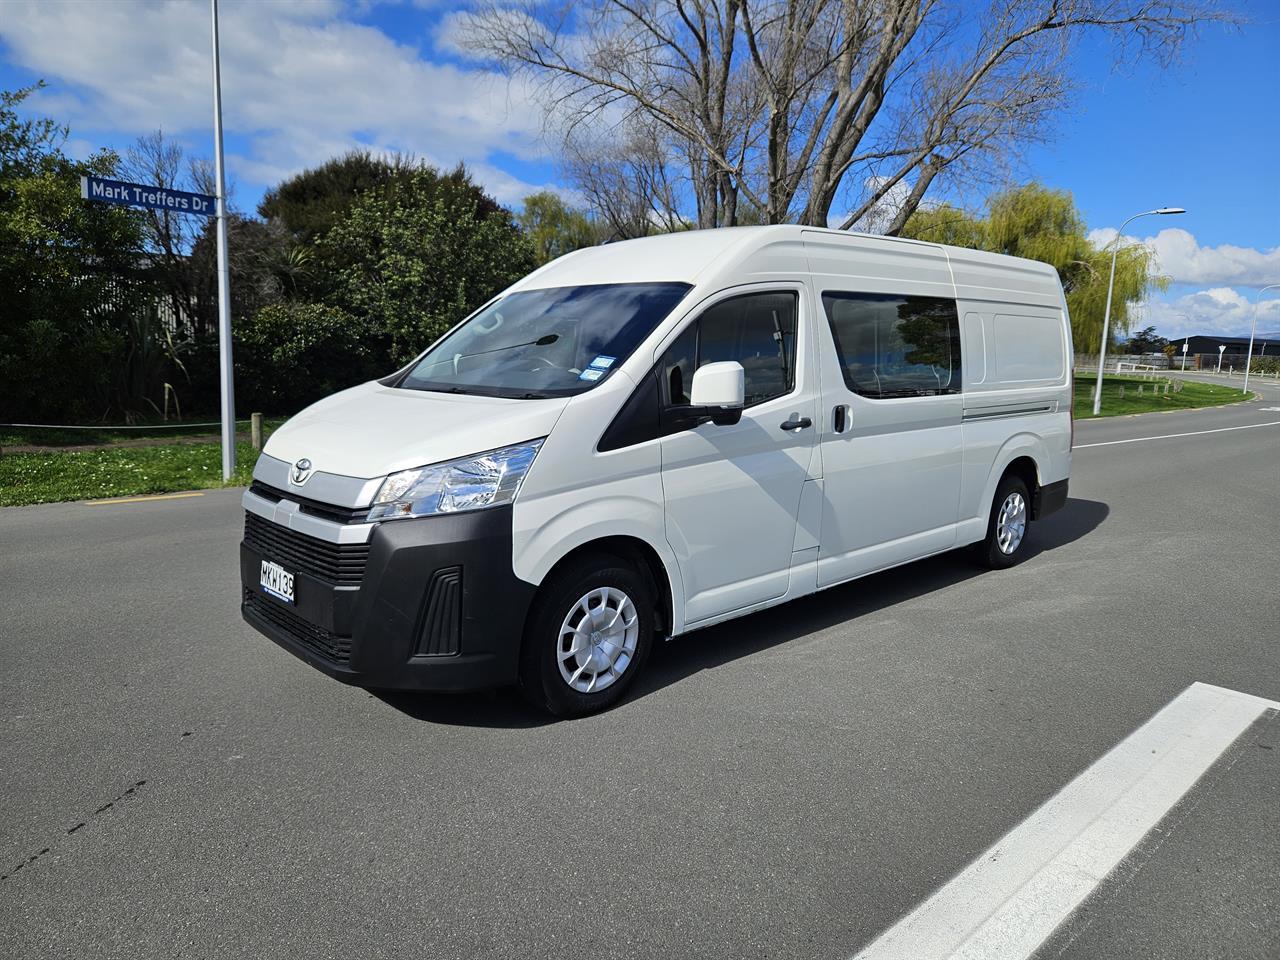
[902,183,1164,351]
[459,0,1227,231]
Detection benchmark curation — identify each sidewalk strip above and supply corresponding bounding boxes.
[1074,419,1280,448]
[84,492,205,506]
[851,682,1279,960]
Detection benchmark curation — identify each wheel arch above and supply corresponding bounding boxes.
[527,535,676,640]
[980,434,1049,526]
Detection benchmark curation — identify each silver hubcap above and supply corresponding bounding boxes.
[996,491,1027,555]
[556,587,640,694]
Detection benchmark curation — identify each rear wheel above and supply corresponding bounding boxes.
[976,474,1031,569]
[519,554,656,718]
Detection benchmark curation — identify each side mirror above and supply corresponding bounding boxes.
[689,361,745,426]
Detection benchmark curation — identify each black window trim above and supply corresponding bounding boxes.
[821,289,963,401]
[597,285,804,452]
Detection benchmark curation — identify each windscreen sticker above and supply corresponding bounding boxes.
[579,368,605,381]
[588,355,616,370]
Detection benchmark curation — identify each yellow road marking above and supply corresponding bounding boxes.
[85,492,206,506]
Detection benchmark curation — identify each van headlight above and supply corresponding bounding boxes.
[367,440,544,521]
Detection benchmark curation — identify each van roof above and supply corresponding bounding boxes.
[512,225,1062,308]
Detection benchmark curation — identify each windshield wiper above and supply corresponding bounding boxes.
[453,333,559,362]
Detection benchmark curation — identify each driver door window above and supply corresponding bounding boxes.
[660,291,798,411]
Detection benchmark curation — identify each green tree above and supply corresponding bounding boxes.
[903,184,1164,353]
[518,191,599,265]
[1124,325,1169,353]
[320,169,535,362]
[0,84,158,421]
[259,151,501,247]
[234,302,382,413]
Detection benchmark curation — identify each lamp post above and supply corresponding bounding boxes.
[1092,207,1186,415]
[211,0,235,481]
[1243,284,1280,394]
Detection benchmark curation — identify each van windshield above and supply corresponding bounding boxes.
[398,282,693,399]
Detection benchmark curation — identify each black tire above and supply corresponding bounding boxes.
[519,553,656,718]
[975,473,1032,569]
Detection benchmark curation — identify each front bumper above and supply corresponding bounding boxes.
[240,504,536,692]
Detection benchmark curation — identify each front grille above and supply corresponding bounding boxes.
[249,481,371,524]
[244,589,352,664]
[244,511,370,585]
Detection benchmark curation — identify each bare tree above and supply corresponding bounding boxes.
[460,0,1228,233]
[122,131,219,333]
[564,117,691,238]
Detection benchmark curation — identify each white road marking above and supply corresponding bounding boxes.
[1074,419,1280,448]
[851,682,1278,960]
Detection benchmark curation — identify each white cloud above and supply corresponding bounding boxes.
[0,0,549,205]
[1088,227,1280,288]
[1141,287,1280,340]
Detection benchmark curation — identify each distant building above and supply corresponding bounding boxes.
[1170,335,1278,362]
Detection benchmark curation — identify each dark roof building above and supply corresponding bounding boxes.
[1170,335,1280,359]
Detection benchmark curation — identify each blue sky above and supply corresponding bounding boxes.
[1,0,1276,340]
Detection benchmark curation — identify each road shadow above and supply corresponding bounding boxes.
[376,497,1109,728]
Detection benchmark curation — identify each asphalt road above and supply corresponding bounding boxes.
[3,375,1278,960]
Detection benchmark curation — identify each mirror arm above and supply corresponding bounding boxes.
[667,404,742,428]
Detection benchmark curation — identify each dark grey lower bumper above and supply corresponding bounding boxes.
[1034,478,1069,519]
[240,505,537,692]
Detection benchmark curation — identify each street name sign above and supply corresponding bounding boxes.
[80,175,216,216]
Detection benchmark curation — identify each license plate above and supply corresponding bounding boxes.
[260,560,295,604]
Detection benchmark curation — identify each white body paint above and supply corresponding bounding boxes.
[261,225,1073,638]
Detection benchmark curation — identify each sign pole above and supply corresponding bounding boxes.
[211,0,235,481]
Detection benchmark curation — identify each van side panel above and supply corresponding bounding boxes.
[955,306,1072,531]
[991,312,1067,383]
[512,369,688,630]
[947,246,1072,538]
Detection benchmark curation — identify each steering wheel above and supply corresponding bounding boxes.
[525,355,565,372]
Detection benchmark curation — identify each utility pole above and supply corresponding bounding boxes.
[211,0,236,480]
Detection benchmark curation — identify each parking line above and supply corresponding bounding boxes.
[1074,419,1280,448]
[851,682,1278,960]
[84,492,205,506]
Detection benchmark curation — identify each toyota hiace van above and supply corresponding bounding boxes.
[241,226,1072,716]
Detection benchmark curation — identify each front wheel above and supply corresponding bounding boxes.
[519,555,656,717]
[976,474,1031,569]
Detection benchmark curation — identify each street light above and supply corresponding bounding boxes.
[210,0,235,480]
[1243,283,1280,394]
[1092,207,1186,415]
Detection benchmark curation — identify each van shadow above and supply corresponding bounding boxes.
[375,497,1109,729]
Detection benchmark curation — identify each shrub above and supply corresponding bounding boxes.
[233,302,386,414]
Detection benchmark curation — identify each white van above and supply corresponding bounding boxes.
[241,225,1072,716]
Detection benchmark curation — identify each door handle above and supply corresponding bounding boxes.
[780,416,812,431]
[832,404,848,433]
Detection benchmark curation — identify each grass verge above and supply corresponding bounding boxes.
[0,439,264,507]
[1073,374,1250,420]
